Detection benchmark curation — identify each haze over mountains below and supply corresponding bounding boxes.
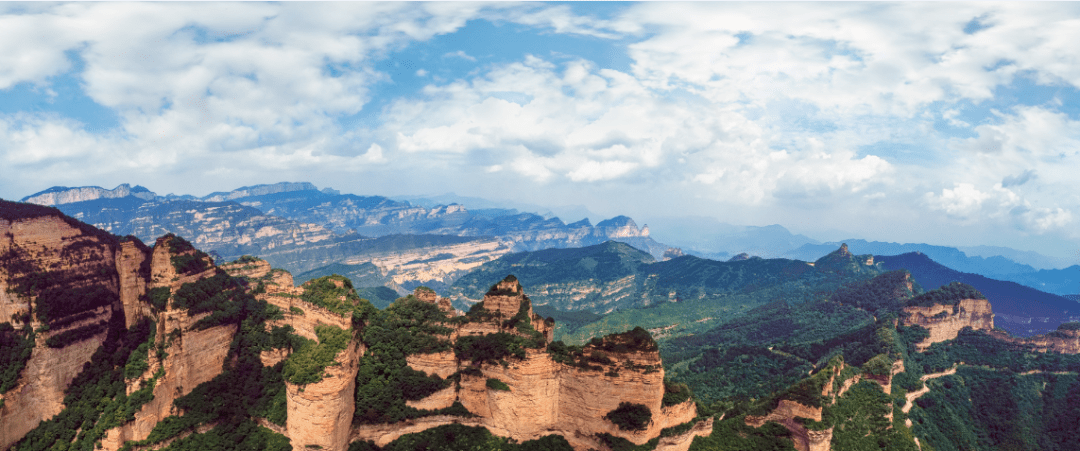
[5,192,1080,451]
[18,182,1077,299]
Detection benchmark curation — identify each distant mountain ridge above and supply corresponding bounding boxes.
[876,252,1080,336]
[786,239,1078,296]
[20,183,675,292]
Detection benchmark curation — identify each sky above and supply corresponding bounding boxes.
[1,2,1079,260]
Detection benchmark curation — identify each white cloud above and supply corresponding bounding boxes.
[925,183,995,218]
[442,50,476,62]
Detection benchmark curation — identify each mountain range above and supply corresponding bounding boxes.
[5,200,1080,451]
[18,183,667,293]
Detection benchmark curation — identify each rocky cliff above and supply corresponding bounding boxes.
[902,299,995,351]
[988,323,1080,354]
[3,202,700,451]
[358,277,703,451]
[1,205,130,450]
[20,184,156,206]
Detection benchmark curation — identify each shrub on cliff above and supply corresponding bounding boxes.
[370,424,574,451]
[455,332,528,364]
[908,282,986,308]
[605,402,653,431]
[164,233,211,274]
[354,296,455,424]
[486,377,511,391]
[0,322,34,393]
[282,325,352,385]
[592,327,658,353]
[662,381,692,407]
[301,274,370,318]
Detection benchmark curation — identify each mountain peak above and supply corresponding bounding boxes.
[22,184,157,205]
[202,182,318,202]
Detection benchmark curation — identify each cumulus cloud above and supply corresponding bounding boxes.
[3,2,1080,252]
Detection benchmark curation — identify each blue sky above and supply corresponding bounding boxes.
[1,2,1079,260]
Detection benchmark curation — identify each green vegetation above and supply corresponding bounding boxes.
[913,328,1080,374]
[354,295,456,424]
[166,234,211,274]
[290,306,305,315]
[142,286,171,310]
[44,320,109,348]
[831,270,920,315]
[908,281,985,307]
[455,332,531,364]
[119,292,292,449]
[687,417,793,451]
[907,367,1080,451]
[662,381,692,407]
[171,271,258,329]
[301,275,372,318]
[123,322,156,379]
[486,378,511,391]
[145,422,291,451]
[13,318,166,451]
[547,340,604,371]
[0,322,34,393]
[826,380,917,451]
[282,325,352,385]
[452,242,655,302]
[352,424,574,451]
[605,402,653,431]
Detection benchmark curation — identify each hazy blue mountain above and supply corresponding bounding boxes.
[876,252,1080,336]
[785,239,1077,295]
[958,245,1074,270]
[645,216,820,258]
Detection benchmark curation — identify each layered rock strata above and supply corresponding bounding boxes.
[902,299,994,351]
[1,211,130,450]
[381,278,698,451]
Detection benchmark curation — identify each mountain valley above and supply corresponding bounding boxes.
[3,191,1080,451]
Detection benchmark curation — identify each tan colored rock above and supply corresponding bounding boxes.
[0,309,111,450]
[0,215,126,450]
[219,258,273,280]
[406,351,459,379]
[654,417,714,451]
[406,385,457,411]
[100,313,237,451]
[989,328,1080,354]
[117,240,151,328]
[286,336,362,451]
[902,299,994,351]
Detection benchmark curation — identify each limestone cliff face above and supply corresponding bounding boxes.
[373,279,698,451]
[100,311,237,451]
[21,183,156,206]
[223,258,365,450]
[989,326,1080,354]
[0,308,112,450]
[286,338,362,451]
[902,299,995,350]
[0,211,130,450]
[745,400,830,451]
[116,240,151,328]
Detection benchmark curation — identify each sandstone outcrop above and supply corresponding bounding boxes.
[286,337,362,451]
[1,210,131,450]
[372,277,699,451]
[902,299,994,351]
[21,183,156,206]
[3,204,701,451]
[989,324,1080,354]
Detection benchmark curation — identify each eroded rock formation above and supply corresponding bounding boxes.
[902,299,995,350]
[2,204,701,451]
[376,278,700,451]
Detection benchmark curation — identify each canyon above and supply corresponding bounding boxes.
[0,201,706,451]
